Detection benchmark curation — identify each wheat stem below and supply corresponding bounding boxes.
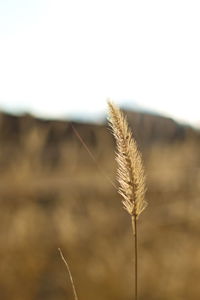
[132,215,138,300]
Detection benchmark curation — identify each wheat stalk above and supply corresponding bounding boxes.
[107,101,147,300]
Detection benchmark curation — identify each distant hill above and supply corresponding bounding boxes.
[0,109,199,170]
[0,109,199,145]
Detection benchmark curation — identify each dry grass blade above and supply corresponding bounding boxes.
[58,248,79,300]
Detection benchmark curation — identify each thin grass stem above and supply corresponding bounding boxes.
[58,248,79,300]
[71,123,117,189]
[132,216,138,300]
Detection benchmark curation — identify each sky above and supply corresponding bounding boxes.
[0,0,200,127]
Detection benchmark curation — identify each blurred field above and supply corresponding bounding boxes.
[0,111,200,300]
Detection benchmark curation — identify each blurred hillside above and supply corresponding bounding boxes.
[0,109,200,300]
[0,109,198,152]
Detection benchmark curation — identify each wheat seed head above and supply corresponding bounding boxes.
[107,101,147,218]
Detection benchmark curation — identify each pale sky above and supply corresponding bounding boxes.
[0,0,200,126]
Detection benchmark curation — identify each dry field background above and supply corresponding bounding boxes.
[0,111,200,300]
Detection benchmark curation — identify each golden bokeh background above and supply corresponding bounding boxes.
[0,110,200,300]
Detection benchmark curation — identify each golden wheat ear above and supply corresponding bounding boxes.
[107,101,147,300]
[107,101,147,219]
